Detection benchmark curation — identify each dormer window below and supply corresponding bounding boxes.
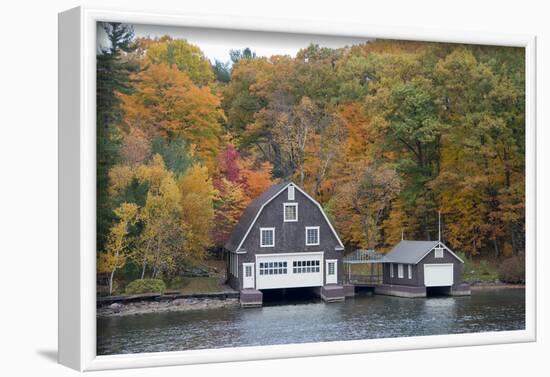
[284,203,298,222]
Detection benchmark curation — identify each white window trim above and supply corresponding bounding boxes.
[283,202,298,222]
[398,263,404,278]
[305,226,320,246]
[326,259,338,284]
[390,263,394,278]
[260,227,275,247]
[408,264,412,279]
[326,260,337,275]
[233,183,345,253]
[287,185,295,200]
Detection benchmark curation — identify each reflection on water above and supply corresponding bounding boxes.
[97,288,525,355]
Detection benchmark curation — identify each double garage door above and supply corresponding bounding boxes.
[255,252,324,289]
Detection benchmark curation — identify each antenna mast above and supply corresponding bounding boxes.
[438,211,441,243]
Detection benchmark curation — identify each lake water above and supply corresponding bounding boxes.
[97,288,525,355]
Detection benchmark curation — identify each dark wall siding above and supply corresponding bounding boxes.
[234,186,343,289]
[418,248,463,285]
[382,248,463,287]
[383,263,420,286]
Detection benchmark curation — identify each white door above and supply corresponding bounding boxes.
[326,260,337,285]
[256,252,324,289]
[424,264,454,287]
[243,263,255,289]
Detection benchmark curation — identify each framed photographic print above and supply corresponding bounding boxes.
[58,6,536,371]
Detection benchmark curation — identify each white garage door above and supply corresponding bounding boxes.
[256,252,324,289]
[424,264,454,287]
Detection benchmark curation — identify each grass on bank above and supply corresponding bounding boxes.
[460,255,499,283]
[98,259,229,297]
[165,276,223,294]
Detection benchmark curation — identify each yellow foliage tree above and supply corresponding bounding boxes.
[97,202,139,295]
[140,36,215,86]
[134,154,183,279]
[178,163,217,262]
[119,63,225,170]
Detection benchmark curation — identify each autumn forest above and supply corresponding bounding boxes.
[96,23,525,294]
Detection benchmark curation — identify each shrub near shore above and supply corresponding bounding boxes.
[125,279,166,294]
[497,256,525,284]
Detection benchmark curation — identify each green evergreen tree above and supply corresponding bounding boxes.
[96,22,137,251]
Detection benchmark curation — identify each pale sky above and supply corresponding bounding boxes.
[97,22,370,63]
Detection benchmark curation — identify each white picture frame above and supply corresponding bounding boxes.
[58,5,537,371]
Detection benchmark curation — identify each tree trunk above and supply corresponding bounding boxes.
[493,238,500,258]
[108,269,115,296]
[141,259,146,279]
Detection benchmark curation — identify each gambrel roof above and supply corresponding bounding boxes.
[225,182,345,253]
[382,240,464,264]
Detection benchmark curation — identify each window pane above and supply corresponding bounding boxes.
[285,204,297,221]
[306,228,319,245]
[261,229,274,246]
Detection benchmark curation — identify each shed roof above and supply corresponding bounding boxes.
[383,240,440,264]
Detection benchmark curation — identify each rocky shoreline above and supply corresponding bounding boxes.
[97,297,239,317]
[97,282,525,317]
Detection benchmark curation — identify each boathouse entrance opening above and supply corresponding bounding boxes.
[261,287,321,304]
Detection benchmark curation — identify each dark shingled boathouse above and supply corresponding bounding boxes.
[225,182,347,306]
[375,240,471,297]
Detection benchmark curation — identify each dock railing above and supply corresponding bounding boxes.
[343,249,385,285]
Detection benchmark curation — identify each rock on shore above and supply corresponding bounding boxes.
[98,297,239,317]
